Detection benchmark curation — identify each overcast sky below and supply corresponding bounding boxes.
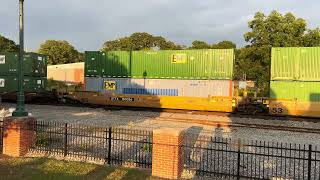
[0,0,319,51]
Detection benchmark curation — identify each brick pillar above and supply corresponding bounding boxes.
[152,128,184,179]
[3,117,36,157]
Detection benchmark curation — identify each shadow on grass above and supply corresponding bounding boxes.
[0,156,151,180]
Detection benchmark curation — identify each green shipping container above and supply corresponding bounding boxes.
[0,76,46,93]
[271,47,320,81]
[131,49,234,79]
[0,52,47,76]
[85,51,104,77]
[270,81,320,102]
[85,49,234,79]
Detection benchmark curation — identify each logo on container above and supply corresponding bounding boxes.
[0,79,5,87]
[0,55,5,64]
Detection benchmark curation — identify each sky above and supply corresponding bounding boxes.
[0,0,319,52]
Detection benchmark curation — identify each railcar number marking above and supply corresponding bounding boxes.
[111,97,134,102]
[271,107,283,114]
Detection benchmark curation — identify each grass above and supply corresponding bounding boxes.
[0,156,152,180]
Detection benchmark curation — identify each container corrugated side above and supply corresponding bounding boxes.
[271,47,320,81]
[131,49,234,79]
[0,52,18,75]
[102,51,131,78]
[271,48,298,80]
[99,78,233,97]
[0,52,47,76]
[85,51,103,77]
[270,81,320,102]
[299,47,320,81]
[270,81,296,100]
[0,76,46,92]
[295,81,320,102]
[47,62,84,84]
[24,53,47,77]
[85,77,101,92]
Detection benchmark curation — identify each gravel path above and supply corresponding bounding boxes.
[1,103,320,146]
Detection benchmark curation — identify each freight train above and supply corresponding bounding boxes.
[76,49,236,112]
[1,47,320,118]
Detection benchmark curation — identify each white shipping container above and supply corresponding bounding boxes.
[86,78,233,97]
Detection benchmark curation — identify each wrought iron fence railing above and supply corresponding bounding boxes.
[32,121,152,169]
[183,135,320,180]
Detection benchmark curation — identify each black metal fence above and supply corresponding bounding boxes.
[31,121,152,168]
[1,119,320,179]
[183,135,320,180]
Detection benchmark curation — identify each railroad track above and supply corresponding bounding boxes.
[153,117,320,134]
[2,101,320,134]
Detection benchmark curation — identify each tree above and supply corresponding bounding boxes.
[244,11,307,47]
[212,41,236,49]
[102,32,182,51]
[236,11,319,95]
[0,35,18,52]
[190,40,211,49]
[190,40,236,49]
[302,28,320,47]
[39,40,83,65]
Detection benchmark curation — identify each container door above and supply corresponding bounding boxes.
[211,49,234,80]
[33,54,47,77]
[299,47,320,81]
[23,53,35,76]
[271,48,299,80]
[3,53,19,75]
[85,51,101,77]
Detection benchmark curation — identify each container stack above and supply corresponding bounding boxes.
[269,47,320,117]
[84,49,235,112]
[0,52,47,93]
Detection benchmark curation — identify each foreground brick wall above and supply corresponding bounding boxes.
[3,117,36,157]
[152,128,184,179]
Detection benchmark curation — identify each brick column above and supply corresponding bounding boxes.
[152,128,185,179]
[3,117,36,157]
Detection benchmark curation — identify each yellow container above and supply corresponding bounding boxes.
[269,99,320,117]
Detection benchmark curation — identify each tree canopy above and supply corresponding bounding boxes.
[0,35,18,52]
[102,32,183,51]
[235,11,320,95]
[190,40,236,49]
[38,40,83,65]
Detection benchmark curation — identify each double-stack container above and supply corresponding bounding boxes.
[83,49,235,112]
[269,47,320,117]
[0,52,47,93]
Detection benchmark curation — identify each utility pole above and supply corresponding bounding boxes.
[13,0,28,117]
